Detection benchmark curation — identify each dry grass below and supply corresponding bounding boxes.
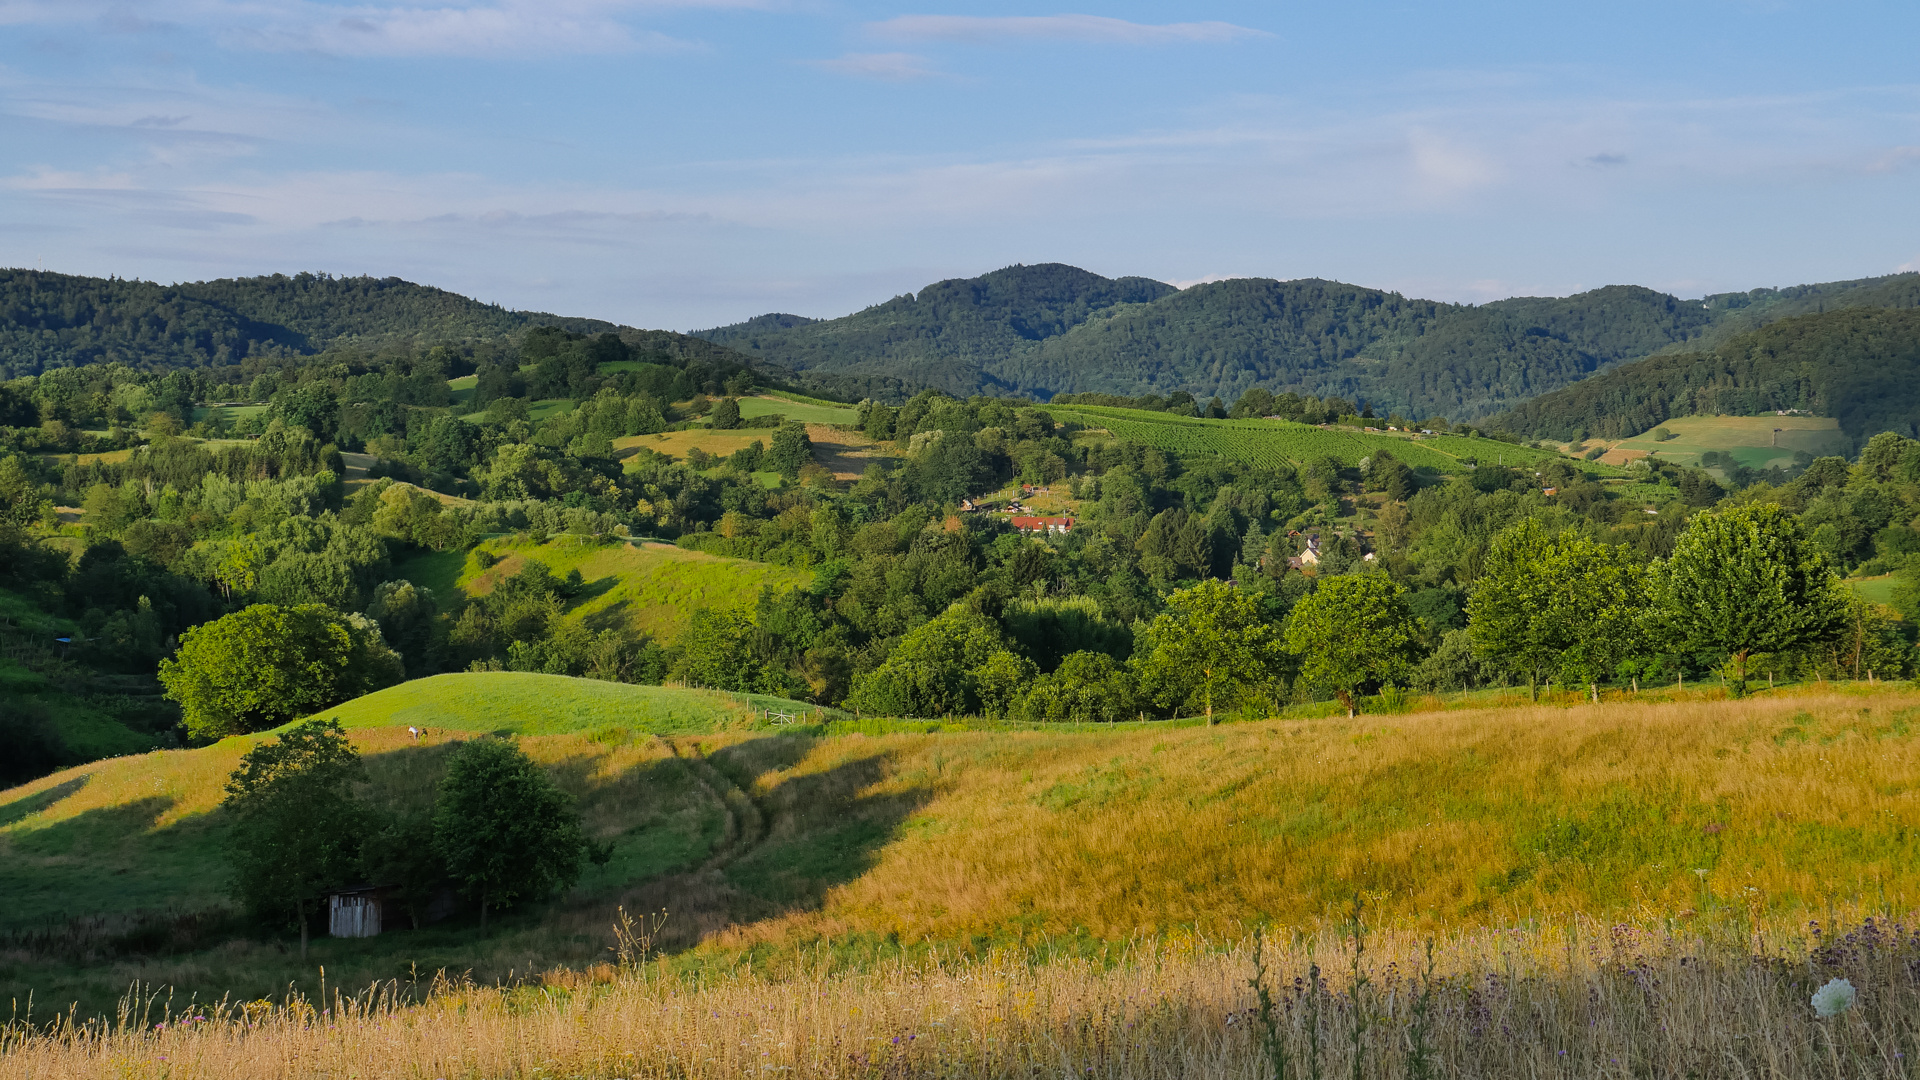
[9,914,1920,1078]
[717,688,1920,946]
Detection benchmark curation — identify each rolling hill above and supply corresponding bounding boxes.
[699,264,1920,421]
[0,269,765,379]
[6,684,1919,1022]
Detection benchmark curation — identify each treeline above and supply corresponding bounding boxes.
[1493,308,1920,444]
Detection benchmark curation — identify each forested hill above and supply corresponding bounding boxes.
[1014,280,1719,420]
[702,264,1920,419]
[696,263,1178,401]
[0,270,750,379]
[1491,307,1920,444]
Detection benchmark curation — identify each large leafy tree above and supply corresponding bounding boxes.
[1133,579,1287,723]
[1283,575,1422,718]
[159,603,404,740]
[1468,518,1648,696]
[845,604,1033,718]
[223,718,366,960]
[1650,503,1847,694]
[432,737,592,932]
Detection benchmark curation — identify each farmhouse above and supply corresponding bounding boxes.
[1009,515,1074,534]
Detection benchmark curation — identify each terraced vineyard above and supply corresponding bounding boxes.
[1046,404,1574,473]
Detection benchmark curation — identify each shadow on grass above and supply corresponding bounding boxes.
[0,775,90,828]
[605,734,934,951]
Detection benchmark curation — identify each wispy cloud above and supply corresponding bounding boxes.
[807,52,944,81]
[225,1,694,57]
[0,0,760,57]
[868,14,1266,46]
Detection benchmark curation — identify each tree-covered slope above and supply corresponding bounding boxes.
[696,263,1177,397]
[0,270,755,379]
[1491,307,1920,444]
[704,265,1920,421]
[997,281,1718,419]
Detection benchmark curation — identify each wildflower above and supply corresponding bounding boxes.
[1811,978,1857,1017]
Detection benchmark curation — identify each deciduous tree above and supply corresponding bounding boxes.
[1282,575,1421,718]
[1134,579,1287,723]
[1649,503,1846,695]
[223,719,366,960]
[432,737,592,932]
[159,603,404,739]
[1468,519,1647,696]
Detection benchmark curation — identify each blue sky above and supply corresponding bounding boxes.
[2,1,1918,330]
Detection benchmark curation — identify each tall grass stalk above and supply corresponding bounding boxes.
[9,915,1920,1078]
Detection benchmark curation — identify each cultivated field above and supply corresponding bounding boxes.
[1607,414,1852,470]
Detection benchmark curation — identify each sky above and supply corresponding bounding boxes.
[2,1,1919,331]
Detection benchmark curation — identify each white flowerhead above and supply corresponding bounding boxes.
[1812,978,1857,1017]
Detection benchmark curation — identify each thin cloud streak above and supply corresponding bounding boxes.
[807,52,944,81]
[868,14,1267,46]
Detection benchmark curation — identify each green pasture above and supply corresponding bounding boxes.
[1046,405,1580,475]
[736,395,859,425]
[190,404,267,424]
[1615,415,1851,471]
[302,671,830,736]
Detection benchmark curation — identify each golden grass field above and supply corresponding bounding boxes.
[8,685,1920,1075]
[9,914,1920,1078]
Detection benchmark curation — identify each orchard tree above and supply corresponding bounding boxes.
[160,604,404,740]
[1468,519,1648,697]
[432,737,594,932]
[223,719,366,960]
[1283,575,1422,718]
[1650,503,1847,694]
[1133,579,1287,723]
[710,397,742,430]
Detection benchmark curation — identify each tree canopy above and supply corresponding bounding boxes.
[159,603,404,739]
[222,718,365,958]
[432,737,592,931]
[1283,575,1422,717]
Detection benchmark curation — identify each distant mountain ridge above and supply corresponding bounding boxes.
[0,269,758,380]
[699,264,1920,421]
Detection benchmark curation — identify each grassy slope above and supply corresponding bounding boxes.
[7,686,1920,1019]
[1047,405,1580,474]
[456,535,813,642]
[313,671,832,736]
[0,589,158,761]
[736,395,858,425]
[3,684,1920,1014]
[1610,414,1852,470]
